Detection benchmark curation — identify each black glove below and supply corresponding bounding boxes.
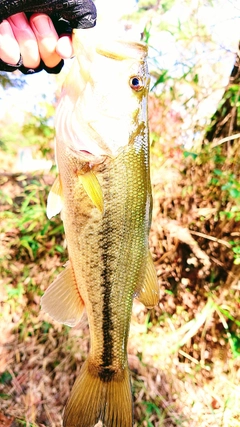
[0,0,97,74]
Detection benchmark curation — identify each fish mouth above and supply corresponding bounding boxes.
[79,150,93,156]
[73,28,148,62]
[96,40,148,61]
[68,146,96,160]
[68,146,106,165]
[57,29,149,159]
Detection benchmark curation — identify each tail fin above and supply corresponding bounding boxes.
[63,359,133,427]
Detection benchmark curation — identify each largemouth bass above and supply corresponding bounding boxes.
[42,28,158,427]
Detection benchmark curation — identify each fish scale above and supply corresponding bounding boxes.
[59,145,149,372]
[42,28,159,427]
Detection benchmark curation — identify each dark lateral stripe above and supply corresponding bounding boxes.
[99,216,115,380]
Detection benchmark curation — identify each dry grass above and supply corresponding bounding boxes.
[0,280,239,427]
[0,140,239,427]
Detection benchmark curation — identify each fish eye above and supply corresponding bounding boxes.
[129,76,143,91]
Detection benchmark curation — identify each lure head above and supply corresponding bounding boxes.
[55,28,150,158]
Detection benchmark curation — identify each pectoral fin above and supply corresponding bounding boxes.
[41,261,85,327]
[47,175,63,219]
[137,251,159,308]
[78,171,104,213]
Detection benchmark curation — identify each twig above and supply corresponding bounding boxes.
[160,219,211,268]
[211,132,240,148]
[8,367,23,394]
[210,256,225,267]
[0,172,27,178]
[178,349,199,365]
[190,230,232,248]
[173,298,215,350]
[43,404,56,427]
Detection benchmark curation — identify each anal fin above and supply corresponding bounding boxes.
[41,261,85,327]
[137,251,159,308]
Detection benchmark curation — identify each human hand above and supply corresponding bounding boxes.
[0,0,97,74]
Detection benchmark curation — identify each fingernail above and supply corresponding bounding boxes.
[31,15,54,36]
[8,12,29,29]
[56,36,73,59]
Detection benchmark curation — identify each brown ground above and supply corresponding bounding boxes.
[0,136,239,427]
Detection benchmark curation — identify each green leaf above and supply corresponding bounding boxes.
[213,169,223,176]
[221,183,231,191]
[41,321,52,333]
[218,308,240,327]
[183,151,198,159]
[0,393,11,400]
[20,239,34,259]
[151,70,169,91]
[229,188,240,199]
[228,332,240,359]
[165,290,173,295]
[210,177,219,185]
[55,245,65,253]
[193,74,199,84]
[143,23,152,44]
[0,370,12,384]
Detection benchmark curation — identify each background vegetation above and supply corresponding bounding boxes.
[0,1,239,426]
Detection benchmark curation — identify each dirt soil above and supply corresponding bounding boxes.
[0,141,239,427]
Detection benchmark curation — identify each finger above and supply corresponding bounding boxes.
[0,0,97,30]
[56,35,73,59]
[0,19,21,65]
[7,12,40,68]
[30,13,62,69]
